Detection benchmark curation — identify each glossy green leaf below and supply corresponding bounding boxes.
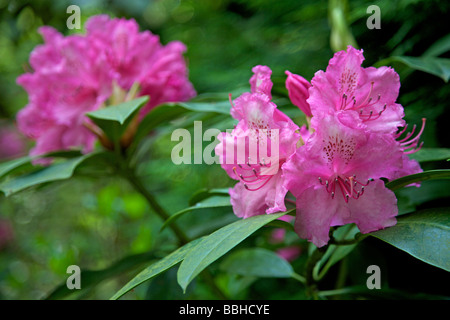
[86,96,149,141]
[386,169,450,191]
[0,153,101,196]
[161,195,231,232]
[370,208,450,271]
[177,211,290,292]
[408,148,450,163]
[0,156,32,179]
[383,56,450,82]
[188,188,230,206]
[220,248,294,278]
[110,238,203,300]
[0,151,86,180]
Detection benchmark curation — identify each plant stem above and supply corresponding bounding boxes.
[304,245,328,299]
[123,167,190,246]
[292,272,307,284]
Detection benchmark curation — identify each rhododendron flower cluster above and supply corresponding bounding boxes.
[17,15,196,158]
[215,65,300,218]
[218,46,425,248]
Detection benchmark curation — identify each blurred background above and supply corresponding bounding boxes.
[0,0,449,299]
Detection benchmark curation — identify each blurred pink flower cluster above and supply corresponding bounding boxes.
[16,15,196,158]
[217,46,425,248]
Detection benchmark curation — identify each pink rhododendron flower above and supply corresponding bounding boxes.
[285,71,312,118]
[215,66,300,218]
[16,15,196,158]
[216,47,426,248]
[85,15,196,116]
[283,113,405,247]
[307,45,405,134]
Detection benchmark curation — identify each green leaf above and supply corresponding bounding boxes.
[220,248,294,278]
[386,169,450,191]
[408,148,450,163]
[423,33,450,57]
[132,100,231,149]
[110,238,203,300]
[188,188,230,206]
[381,56,450,82]
[86,96,149,142]
[0,156,32,179]
[177,211,291,292]
[369,208,450,272]
[0,153,101,196]
[0,151,86,180]
[161,196,231,232]
[45,251,156,300]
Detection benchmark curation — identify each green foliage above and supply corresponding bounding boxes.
[385,169,450,191]
[177,211,290,292]
[0,0,449,301]
[370,208,450,272]
[0,153,102,196]
[220,248,296,278]
[111,238,203,300]
[86,96,149,143]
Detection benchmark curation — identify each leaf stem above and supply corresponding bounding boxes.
[304,245,328,299]
[123,166,190,246]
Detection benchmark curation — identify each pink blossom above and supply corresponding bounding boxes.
[16,15,196,158]
[285,71,312,117]
[307,45,405,134]
[85,15,196,116]
[215,66,300,218]
[283,113,404,247]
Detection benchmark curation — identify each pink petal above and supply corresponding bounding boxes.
[250,65,273,98]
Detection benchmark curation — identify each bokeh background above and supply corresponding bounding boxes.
[0,0,449,299]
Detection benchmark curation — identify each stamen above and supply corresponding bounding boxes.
[243,175,274,191]
[318,174,371,201]
[398,118,426,154]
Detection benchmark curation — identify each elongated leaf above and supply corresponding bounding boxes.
[0,152,101,196]
[188,188,230,206]
[177,211,290,292]
[86,96,149,141]
[408,148,450,163]
[423,33,450,57]
[220,248,294,278]
[45,251,156,300]
[0,151,86,180]
[161,196,231,231]
[370,208,450,271]
[0,156,32,179]
[111,238,203,300]
[384,56,450,82]
[386,169,450,191]
[132,100,231,149]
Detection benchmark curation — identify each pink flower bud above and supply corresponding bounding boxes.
[285,71,312,117]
